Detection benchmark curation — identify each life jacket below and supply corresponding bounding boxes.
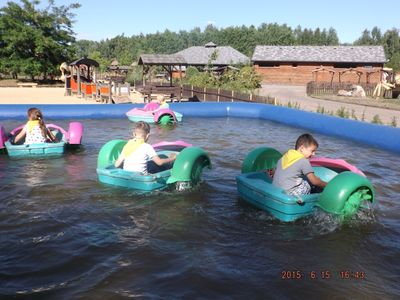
[120,138,145,158]
[281,149,304,169]
[26,120,40,133]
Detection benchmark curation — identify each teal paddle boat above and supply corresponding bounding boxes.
[236,147,374,222]
[96,140,211,192]
[0,122,83,158]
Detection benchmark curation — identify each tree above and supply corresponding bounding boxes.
[371,26,382,44]
[326,28,339,45]
[354,29,373,45]
[383,28,400,60]
[0,0,80,79]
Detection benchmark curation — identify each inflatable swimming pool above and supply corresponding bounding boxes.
[236,147,374,222]
[0,122,83,158]
[96,140,211,192]
[126,102,183,125]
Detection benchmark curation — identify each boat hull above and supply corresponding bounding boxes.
[5,141,66,158]
[127,112,183,123]
[97,167,171,191]
[236,172,319,222]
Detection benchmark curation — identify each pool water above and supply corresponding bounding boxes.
[0,117,399,299]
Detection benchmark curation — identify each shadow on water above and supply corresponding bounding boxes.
[0,117,399,299]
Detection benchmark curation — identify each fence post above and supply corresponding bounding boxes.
[204,87,206,101]
[231,90,234,102]
[191,85,194,98]
[250,93,253,102]
[274,97,277,105]
[108,82,112,104]
[217,88,220,102]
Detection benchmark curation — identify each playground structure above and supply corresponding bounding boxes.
[60,58,133,103]
[372,67,400,99]
[307,67,400,99]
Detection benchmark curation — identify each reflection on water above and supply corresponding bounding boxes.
[0,117,399,299]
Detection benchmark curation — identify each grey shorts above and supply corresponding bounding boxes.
[288,180,311,196]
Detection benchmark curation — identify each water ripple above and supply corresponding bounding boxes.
[0,117,399,299]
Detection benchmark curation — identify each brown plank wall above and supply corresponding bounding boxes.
[254,63,382,85]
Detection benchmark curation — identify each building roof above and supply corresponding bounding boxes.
[69,57,99,67]
[252,46,387,63]
[176,43,249,66]
[138,54,186,65]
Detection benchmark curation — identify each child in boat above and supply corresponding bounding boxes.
[156,95,169,109]
[114,121,176,174]
[14,107,57,144]
[272,133,327,197]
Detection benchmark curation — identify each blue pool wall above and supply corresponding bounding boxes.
[1,102,400,153]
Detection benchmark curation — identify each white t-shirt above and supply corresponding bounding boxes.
[123,143,157,174]
[24,124,46,144]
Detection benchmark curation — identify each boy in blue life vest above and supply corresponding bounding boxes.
[272,133,327,198]
[114,121,176,174]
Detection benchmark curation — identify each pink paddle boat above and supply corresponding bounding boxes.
[126,102,183,124]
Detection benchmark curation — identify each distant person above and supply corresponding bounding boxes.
[156,95,169,109]
[14,107,57,144]
[272,133,327,199]
[114,121,176,174]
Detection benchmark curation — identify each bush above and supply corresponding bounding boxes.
[336,107,350,118]
[372,114,383,124]
[183,65,261,93]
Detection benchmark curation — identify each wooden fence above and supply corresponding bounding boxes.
[137,83,276,104]
[306,81,377,97]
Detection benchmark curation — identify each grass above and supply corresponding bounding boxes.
[372,114,383,124]
[286,101,301,109]
[390,116,398,127]
[336,107,350,118]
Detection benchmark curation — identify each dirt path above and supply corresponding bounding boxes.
[259,84,400,126]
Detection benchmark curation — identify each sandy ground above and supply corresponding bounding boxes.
[0,87,146,105]
[0,87,100,104]
[259,84,400,125]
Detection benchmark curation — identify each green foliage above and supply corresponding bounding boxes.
[390,116,397,127]
[0,0,80,79]
[336,107,350,118]
[286,101,301,109]
[316,105,325,114]
[372,114,383,124]
[386,51,400,71]
[184,65,261,92]
[73,23,341,70]
[361,109,366,122]
[351,109,358,120]
[355,27,400,71]
[185,66,200,78]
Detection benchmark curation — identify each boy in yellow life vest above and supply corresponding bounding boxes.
[114,121,176,174]
[272,133,327,198]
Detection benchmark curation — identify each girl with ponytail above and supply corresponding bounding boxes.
[14,108,57,144]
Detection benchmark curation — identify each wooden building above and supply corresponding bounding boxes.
[138,54,187,86]
[138,43,249,84]
[252,46,387,85]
